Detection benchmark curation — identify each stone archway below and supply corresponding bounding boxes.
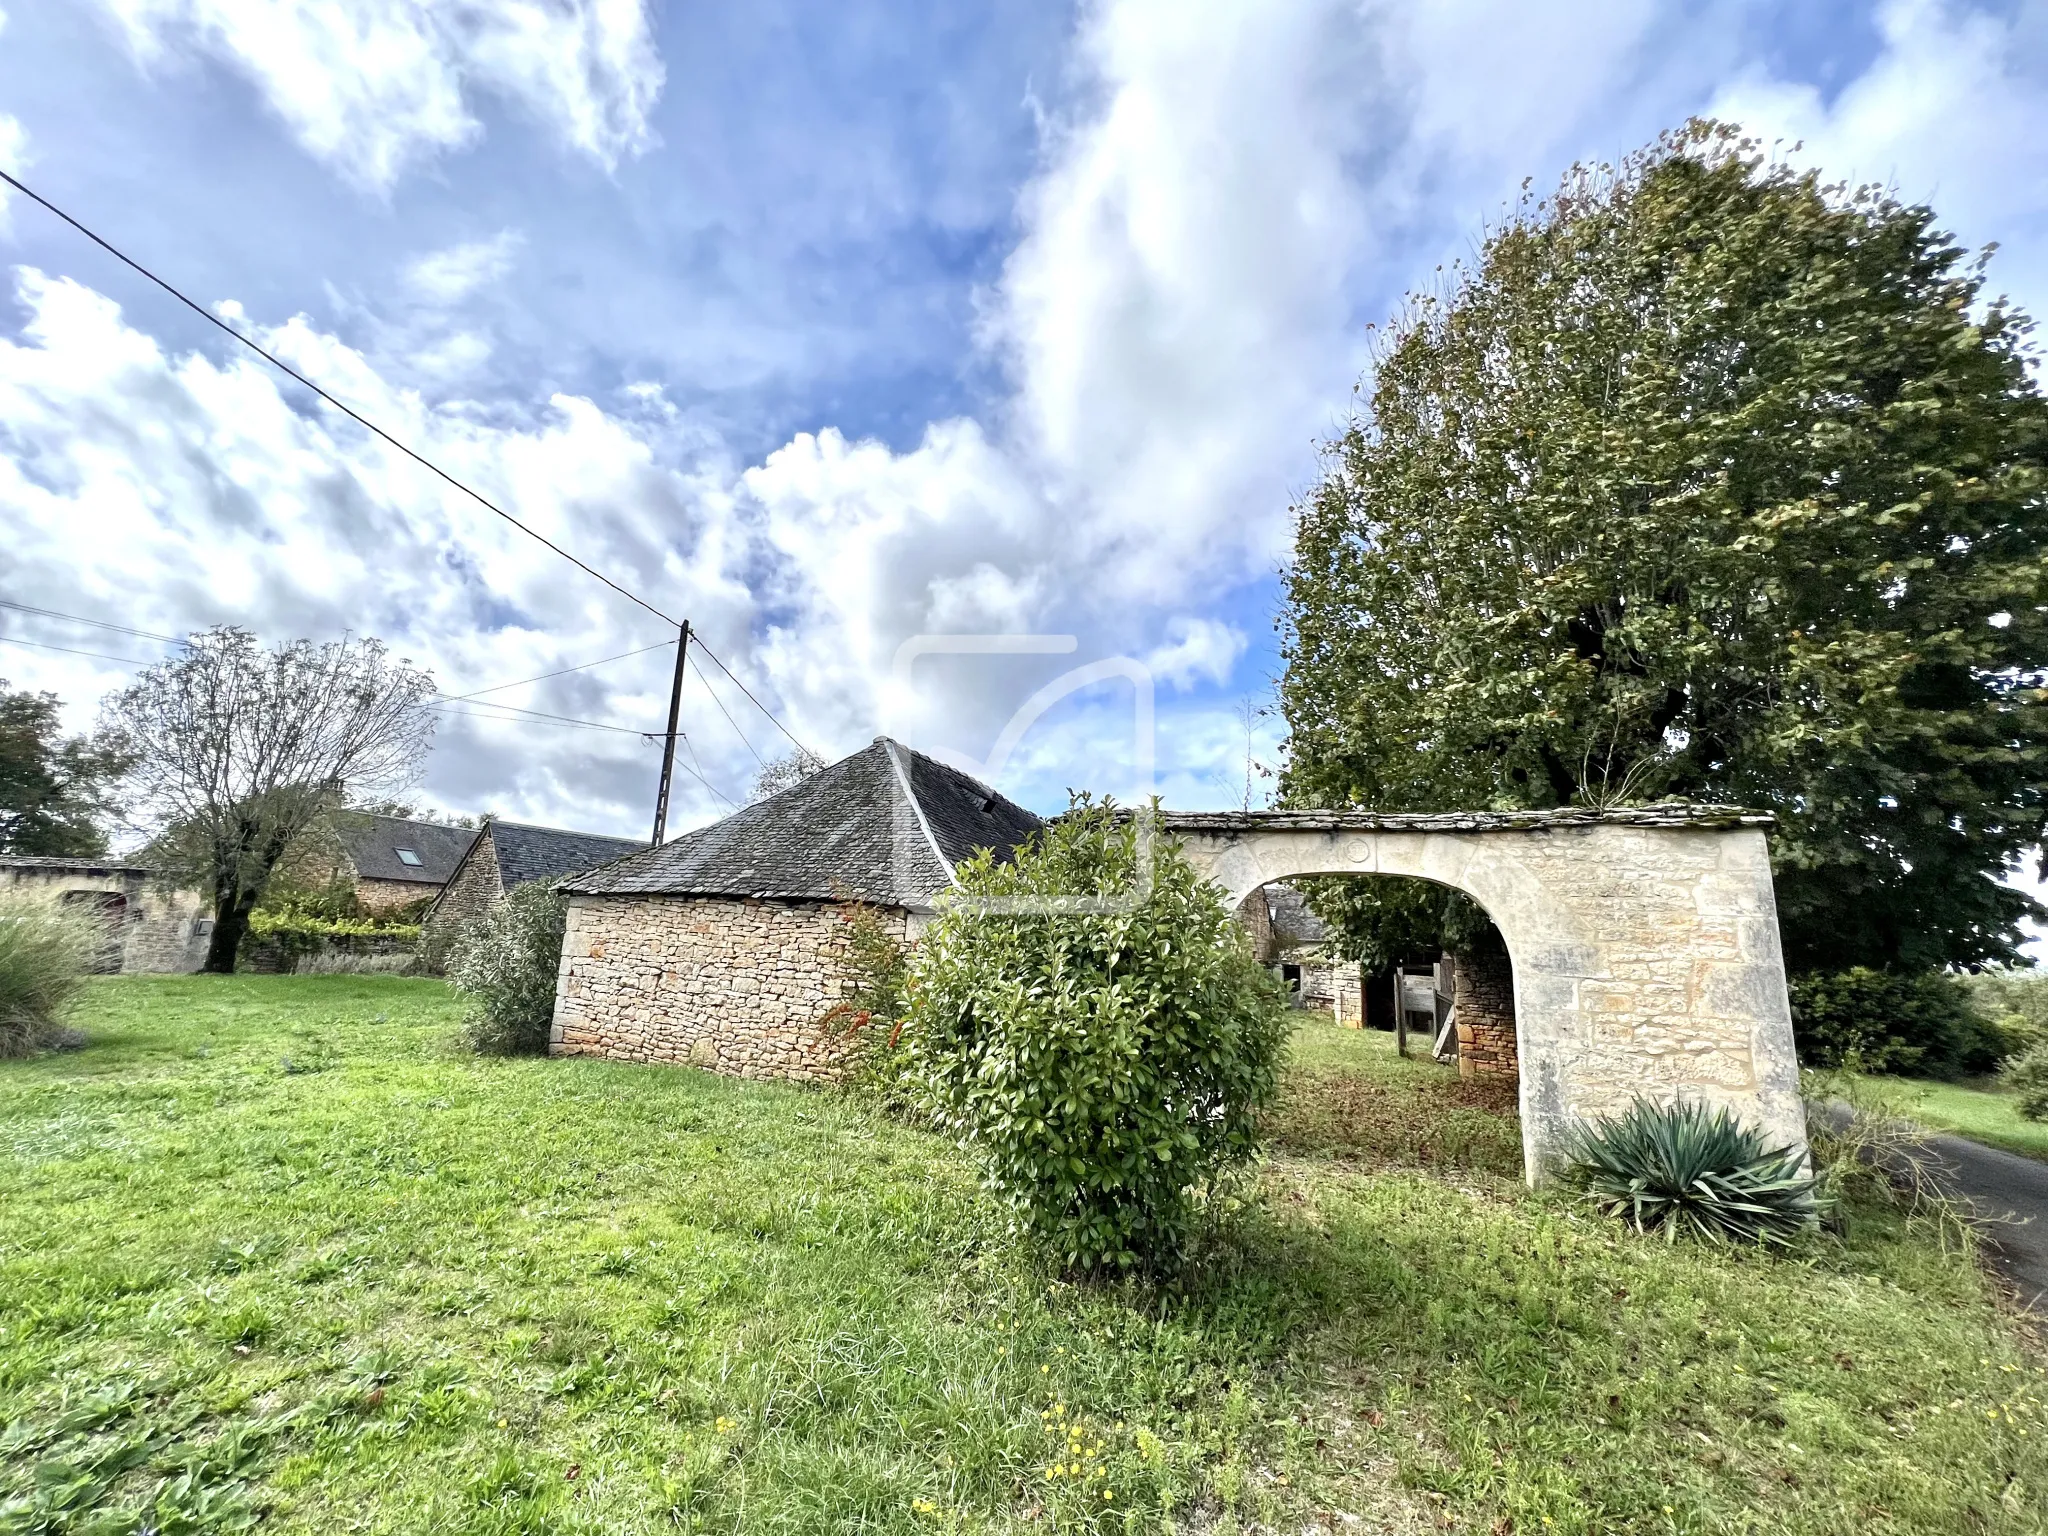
[1159,807,1807,1183]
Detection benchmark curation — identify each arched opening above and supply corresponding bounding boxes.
[1238,875,1520,1083]
[1169,808,1809,1184]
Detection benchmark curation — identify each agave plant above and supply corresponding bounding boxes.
[1567,1098,1821,1246]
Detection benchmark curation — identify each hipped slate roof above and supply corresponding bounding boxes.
[335,814,476,885]
[560,737,1043,909]
[483,820,647,890]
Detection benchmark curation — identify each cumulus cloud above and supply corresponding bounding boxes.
[97,0,664,191]
[1144,617,1247,692]
[404,232,524,305]
[0,268,758,832]
[1710,0,2048,319]
[14,0,2048,830]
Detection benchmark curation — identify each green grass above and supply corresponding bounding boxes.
[3,981,2046,1533]
[1873,1074,2048,1163]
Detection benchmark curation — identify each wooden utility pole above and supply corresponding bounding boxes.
[649,621,692,846]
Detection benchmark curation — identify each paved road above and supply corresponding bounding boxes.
[1928,1131,2048,1312]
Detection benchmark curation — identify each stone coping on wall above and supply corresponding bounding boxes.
[1143,805,1774,834]
[0,855,159,874]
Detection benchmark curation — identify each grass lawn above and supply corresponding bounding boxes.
[1878,1076,2048,1163]
[3,980,2046,1534]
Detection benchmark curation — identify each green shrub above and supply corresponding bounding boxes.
[1566,1097,1821,1246]
[0,898,93,1056]
[2003,1041,2048,1122]
[1958,967,2048,1061]
[448,882,568,1055]
[244,907,421,969]
[1787,967,2002,1077]
[815,898,914,1102]
[906,798,1289,1277]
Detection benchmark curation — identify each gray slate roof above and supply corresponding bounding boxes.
[560,737,1043,908]
[1264,884,1332,951]
[335,814,476,886]
[486,820,647,889]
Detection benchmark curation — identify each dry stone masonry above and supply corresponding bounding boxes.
[552,894,910,1082]
[1159,807,1806,1182]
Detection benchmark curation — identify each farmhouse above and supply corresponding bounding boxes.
[551,737,1041,1080]
[424,817,646,948]
[312,813,477,913]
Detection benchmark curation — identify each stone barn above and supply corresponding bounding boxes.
[423,818,647,950]
[550,737,1042,1079]
[0,856,211,973]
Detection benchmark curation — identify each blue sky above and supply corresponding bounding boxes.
[2,0,2046,843]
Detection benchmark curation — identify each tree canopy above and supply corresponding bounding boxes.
[102,628,436,972]
[0,681,131,858]
[1280,121,2048,974]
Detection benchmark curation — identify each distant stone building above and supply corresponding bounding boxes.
[552,738,1042,1081]
[1240,882,1362,1024]
[424,818,647,947]
[0,856,210,973]
[319,814,477,912]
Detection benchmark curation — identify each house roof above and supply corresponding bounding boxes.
[1264,884,1332,952]
[560,737,1043,908]
[334,814,476,886]
[485,820,647,889]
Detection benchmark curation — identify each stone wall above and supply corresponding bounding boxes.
[1453,939,1517,1080]
[552,894,908,1081]
[424,833,501,953]
[357,877,434,913]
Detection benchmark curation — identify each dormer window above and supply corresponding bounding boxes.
[395,848,423,867]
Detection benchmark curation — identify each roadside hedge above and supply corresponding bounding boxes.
[1787,967,2010,1078]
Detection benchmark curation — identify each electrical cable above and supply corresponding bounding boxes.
[440,638,677,703]
[0,634,158,667]
[0,168,680,631]
[686,653,766,768]
[687,637,814,758]
[0,599,183,645]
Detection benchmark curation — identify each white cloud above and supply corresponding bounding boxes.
[16,0,2048,828]
[0,268,757,833]
[732,0,1397,777]
[0,0,25,228]
[404,232,523,305]
[1144,617,1246,692]
[1710,0,2048,323]
[97,0,663,192]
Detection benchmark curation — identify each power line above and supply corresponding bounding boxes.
[0,634,157,667]
[425,704,640,736]
[0,168,680,632]
[687,653,766,768]
[689,637,814,759]
[0,599,183,646]
[428,696,653,737]
[442,638,677,703]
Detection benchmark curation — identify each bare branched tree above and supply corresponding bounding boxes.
[101,627,436,972]
[750,747,826,803]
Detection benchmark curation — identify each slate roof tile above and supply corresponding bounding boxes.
[335,815,476,885]
[560,738,1042,907]
[487,821,647,889]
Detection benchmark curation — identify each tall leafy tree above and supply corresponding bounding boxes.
[0,681,132,857]
[1280,121,2048,974]
[102,628,436,972]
